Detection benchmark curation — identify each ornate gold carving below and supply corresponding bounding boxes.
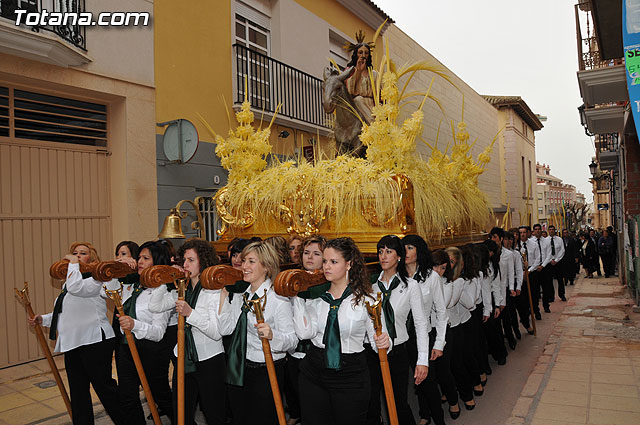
[214,187,255,237]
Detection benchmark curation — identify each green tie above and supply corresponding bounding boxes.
[378,276,400,340]
[49,286,68,340]
[181,281,203,374]
[319,286,353,370]
[226,293,259,386]
[122,282,143,320]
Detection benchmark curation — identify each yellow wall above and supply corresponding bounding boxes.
[154,0,233,142]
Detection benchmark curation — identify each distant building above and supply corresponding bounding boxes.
[536,162,578,228]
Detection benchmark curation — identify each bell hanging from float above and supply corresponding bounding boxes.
[158,208,186,239]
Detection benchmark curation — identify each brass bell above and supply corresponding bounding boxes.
[158,208,186,239]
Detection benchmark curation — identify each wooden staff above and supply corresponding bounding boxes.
[247,291,286,425]
[273,268,327,297]
[49,260,96,279]
[521,252,537,336]
[104,283,162,425]
[15,282,73,420]
[366,293,399,425]
[140,265,186,425]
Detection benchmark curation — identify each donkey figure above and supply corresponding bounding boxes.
[322,66,365,157]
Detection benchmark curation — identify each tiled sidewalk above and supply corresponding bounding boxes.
[0,355,110,425]
[508,274,640,425]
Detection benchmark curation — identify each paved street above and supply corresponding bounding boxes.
[1,272,638,425]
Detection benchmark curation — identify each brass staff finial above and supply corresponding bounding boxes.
[246,289,268,322]
[365,292,383,331]
[104,282,124,308]
[14,281,30,305]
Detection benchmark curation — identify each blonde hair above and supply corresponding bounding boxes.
[69,241,100,263]
[242,241,280,280]
[444,247,463,281]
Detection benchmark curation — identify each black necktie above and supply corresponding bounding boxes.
[551,237,556,256]
[49,286,68,340]
[537,238,542,266]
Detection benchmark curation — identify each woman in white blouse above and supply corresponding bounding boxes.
[149,238,224,425]
[402,236,448,425]
[217,241,298,425]
[29,242,124,425]
[292,237,390,425]
[115,241,173,424]
[284,235,327,425]
[365,235,428,425]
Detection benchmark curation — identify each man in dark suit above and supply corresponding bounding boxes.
[560,229,578,286]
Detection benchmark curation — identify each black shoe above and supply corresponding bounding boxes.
[535,312,542,320]
[560,296,567,301]
[508,339,517,350]
[464,401,476,411]
[544,307,551,313]
[481,378,487,387]
[527,327,535,335]
[449,406,460,420]
[497,357,506,366]
[473,387,484,396]
[514,328,522,340]
[485,366,492,375]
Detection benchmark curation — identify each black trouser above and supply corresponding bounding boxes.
[527,270,541,315]
[434,326,458,406]
[471,306,490,373]
[228,357,284,425]
[415,329,445,425]
[176,353,226,425]
[601,252,615,277]
[516,276,531,328]
[448,324,474,402]
[284,354,302,420]
[500,300,515,343]
[551,263,565,300]
[64,336,124,425]
[541,265,554,309]
[366,342,415,425]
[300,346,370,425]
[117,339,173,425]
[483,307,506,363]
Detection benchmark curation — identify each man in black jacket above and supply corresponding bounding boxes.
[560,229,578,286]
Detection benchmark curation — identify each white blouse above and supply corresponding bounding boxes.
[510,248,524,291]
[148,284,224,361]
[291,291,389,354]
[218,279,297,363]
[119,285,170,343]
[147,285,179,326]
[372,272,429,366]
[41,263,115,353]
[443,277,469,327]
[418,272,448,351]
[480,271,493,317]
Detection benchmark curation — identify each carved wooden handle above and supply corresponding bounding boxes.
[92,261,137,282]
[200,264,243,290]
[274,269,327,297]
[49,260,97,280]
[140,265,184,288]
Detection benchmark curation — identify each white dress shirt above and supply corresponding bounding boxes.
[522,238,543,273]
[547,235,565,263]
[443,278,469,327]
[417,272,448,351]
[149,284,225,361]
[488,263,504,308]
[120,286,170,342]
[291,291,389,354]
[41,263,115,353]
[372,272,430,366]
[218,279,297,363]
[499,249,515,305]
[509,248,524,291]
[479,271,493,317]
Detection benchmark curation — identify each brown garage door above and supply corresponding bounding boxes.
[0,85,111,368]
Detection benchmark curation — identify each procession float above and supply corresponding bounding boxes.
[205,31,496,254]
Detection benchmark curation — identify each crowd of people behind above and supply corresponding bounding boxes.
[29,224,616,425]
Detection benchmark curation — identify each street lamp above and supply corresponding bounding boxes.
[578,104,594,137]
[588,159,598,177]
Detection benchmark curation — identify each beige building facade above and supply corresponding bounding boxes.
[0,1,156,367]
[483,96,543,228]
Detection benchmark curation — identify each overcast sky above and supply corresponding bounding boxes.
[374,0,595,201]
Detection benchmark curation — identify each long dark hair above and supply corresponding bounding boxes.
[177,238,219,273]
[473,243,490,277]
[431,250,452,282]
[402,234,434,281]
[483,239,500,279]
[461,244,478,280]
[377,235,407,285]
[138,241,171,266]
[347,44,373,68]
[115,240,139,259]
[325,237,370,305]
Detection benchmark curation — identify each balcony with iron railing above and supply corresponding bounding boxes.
[233,44,332,131]
[0,0,89,66]
[595,133,618,153]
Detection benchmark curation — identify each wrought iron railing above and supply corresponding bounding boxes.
[233,44,332,129]
[595,133,619,152]
[0,0,86,50]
